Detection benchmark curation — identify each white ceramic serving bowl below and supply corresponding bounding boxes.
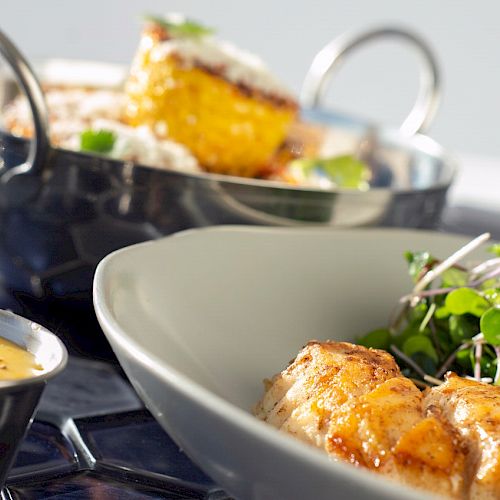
[93,226,486,500]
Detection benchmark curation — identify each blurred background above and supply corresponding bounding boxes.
[1,0,497,159]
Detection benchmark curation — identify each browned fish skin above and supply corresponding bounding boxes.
[255,341,500,499]
[254,342,401,445]
[424,373,500,500]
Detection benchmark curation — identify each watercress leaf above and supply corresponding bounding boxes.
[445,288,490,317]
[80,129,116,153]
[480,356,497,379]
[456,348,473,370]
[435,305,450,319]
[480,278,500,291]
[436,328,454,355]
[402,335,439,363]
[408,301,428,322]
[480,307,500,345]
[404,251,433,282]
[441,267,468,288]
[394,323,421,349]
[482,288,500,305]
[357,329,392,350]
[412,352,437,375]
[448,314,479,345]
[488,244,500,257]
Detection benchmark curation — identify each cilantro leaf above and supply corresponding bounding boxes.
[80,129,116,154]
[289,155,370,190]
[144,14,214,38]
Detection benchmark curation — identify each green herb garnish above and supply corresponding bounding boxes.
[80,129,116,154]
[358,232,500,386]
[358,328,392,350]
[481,308,500,345]
[488,243,500,256]
[144,14,214,38]
[405,250,434,282]
[288,154,370,190]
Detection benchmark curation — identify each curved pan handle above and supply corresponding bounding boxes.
[0,29,50,182]
[300,27,441,136]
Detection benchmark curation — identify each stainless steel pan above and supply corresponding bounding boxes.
[0,27,454,303]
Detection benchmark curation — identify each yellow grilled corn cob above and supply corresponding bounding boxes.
[125,25,298,177]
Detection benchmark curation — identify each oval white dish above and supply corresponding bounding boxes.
[93,226,485,500]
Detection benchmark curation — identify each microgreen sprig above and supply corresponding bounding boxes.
[358,232,500,386]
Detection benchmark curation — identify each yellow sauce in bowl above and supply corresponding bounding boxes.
[0,337,43,380]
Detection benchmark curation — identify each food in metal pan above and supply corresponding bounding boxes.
[1,14,369,189]
[125,15,298,178]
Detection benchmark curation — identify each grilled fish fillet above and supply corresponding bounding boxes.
[425,373,500,499]
[255,341,500,499]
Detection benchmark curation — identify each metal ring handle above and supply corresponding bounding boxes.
[300,27,441,136]
[0,29,49,182]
